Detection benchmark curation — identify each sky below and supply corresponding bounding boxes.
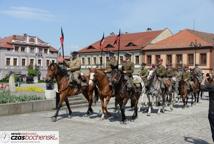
[0,0,214,55]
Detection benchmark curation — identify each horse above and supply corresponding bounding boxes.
[46,63,93,122]
[146,69,166,115]
[190,73,201,103]
[88,68,112,119]
[132,75,147,112]
[111,70,142,122]
[178,78,189,108]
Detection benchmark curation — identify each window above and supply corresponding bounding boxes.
[155,55,160,64]
[46,60,50,66]
[106,57,109,62]
[93,57,97,65]
[135,55,139,65]
[6,58,10,66]
[188,54,194,66]
[88,57,91,65]
[105,44,114,48]
[44,49,48,54]
[120,56,123,64]
[166,55,172,65]
[22,59,26,66]
[13,58,17,66]
[82,58,85,65]
[52,60,55,63]
[38,59,42,66]
[39,48,43,53]
[147,55,152,65]
[176,54,183,65]
[30,59,34,66]
[21,47,25,52]
[30,47,34,53]
[100,57,102,65]
[126,42,136,47]
[200,53,207,65]
[15,46,19,52]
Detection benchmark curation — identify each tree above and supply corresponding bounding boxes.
[27,65,39,77]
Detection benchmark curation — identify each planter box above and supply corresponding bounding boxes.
[0,100,55,116]
[45,90,56,100]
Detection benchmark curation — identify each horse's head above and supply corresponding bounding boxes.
[46,63,59,81]
[88,68,96,86]
[147,69,156,81]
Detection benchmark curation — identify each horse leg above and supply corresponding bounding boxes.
[52,93,64,122]
[120,98,128,123]
[114,97,119,112]
[147,94,152,116]
[100,97,105,120]
[131,96,138,120]
[83,89,94,115]
[104,95,111,117]
[65,97,72,118]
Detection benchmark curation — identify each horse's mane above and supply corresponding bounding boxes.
[49,63,68,76]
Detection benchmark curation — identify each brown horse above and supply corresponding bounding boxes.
[88,68,112,119]
[178,79,189,108]
[190,73,201,103]
[46,63,93,122]
[112,69,142,122]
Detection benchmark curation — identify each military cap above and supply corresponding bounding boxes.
[71,51,79,55]
[158,58,163,62]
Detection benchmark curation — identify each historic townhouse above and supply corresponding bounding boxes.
[144,29,214,74]
[0,34,58,79]
[79,28,173,72]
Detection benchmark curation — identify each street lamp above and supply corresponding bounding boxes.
[190,40,201,67]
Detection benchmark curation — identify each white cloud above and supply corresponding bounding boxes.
[0,6,55,21]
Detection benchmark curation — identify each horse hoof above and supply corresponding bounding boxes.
[51,117,57,122]
[147,113,151,116]
[68,115,72,119]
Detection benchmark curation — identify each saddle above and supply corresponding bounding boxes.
[163,79,172,88]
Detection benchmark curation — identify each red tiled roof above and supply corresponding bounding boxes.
[79,29,165,53]
[0,34,58,52]
[144,29,213,50]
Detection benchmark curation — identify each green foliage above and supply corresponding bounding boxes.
[0,90,43,104]
[27,65,39,77]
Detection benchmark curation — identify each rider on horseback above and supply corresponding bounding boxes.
[121,52,134,92]
[182,65,193,90]
[64,51,81,88]
[139,62,149,82]
[104,51,118,95]
[193,64,203,83]
[156,58,166,89]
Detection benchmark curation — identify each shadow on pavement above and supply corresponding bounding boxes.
[184,136,210,144]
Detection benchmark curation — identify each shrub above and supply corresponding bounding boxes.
[0,91,43,104]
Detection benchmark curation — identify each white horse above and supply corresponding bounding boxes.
[133,74,147,112]
[146,69,165,116]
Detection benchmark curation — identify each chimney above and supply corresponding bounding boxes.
[24,33,27,37]
[125,32,128,34]
[12,35,16,39]
[146,28,152,31]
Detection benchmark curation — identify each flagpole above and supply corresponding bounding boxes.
[117,29,121,68]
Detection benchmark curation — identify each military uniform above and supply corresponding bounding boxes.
[193,66,203,83]
[156,59,166,88]
[64,52,81,86]
[121,53,134,91]
[139,64,149,82]
[166,67,174,78]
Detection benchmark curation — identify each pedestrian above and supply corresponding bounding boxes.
[205,73,214,142]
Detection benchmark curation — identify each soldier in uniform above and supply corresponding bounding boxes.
[64,51,81,87]
[121,52,134,92]
[104,51,118,95]
[166,64,174,78]
[139,62,149,82]
[105,52,118,84]
[156,58,166,88]
[193,64,203,83]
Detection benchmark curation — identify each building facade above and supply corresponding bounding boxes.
[0,34,58,80]
[144,29,214,74]
[79,28,173,72]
